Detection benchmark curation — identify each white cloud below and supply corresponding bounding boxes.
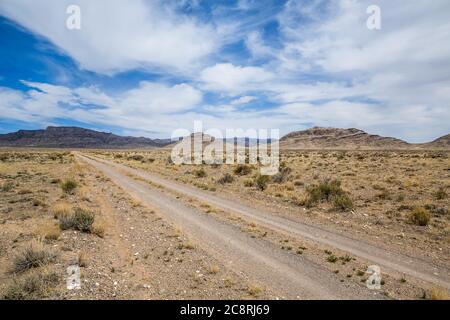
[275,0,450,108]
[231,96,257,105]
[199,63,273,93]
[0,0,218,74]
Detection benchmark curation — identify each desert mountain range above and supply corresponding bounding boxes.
[0,126,448,150]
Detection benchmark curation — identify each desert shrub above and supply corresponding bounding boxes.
[61,178,77,194]
[243,179,254,187]
[52,202,72,219]
[1,182,14,192]
[327,255,338,263]
[409,207,431,226]
[127,154,144,161]
[294,180,304,187]
[333,194,354,211]
[193,168,207,178]
[435,187,447,200]
[2,271,59,300]
[217,173,234,184]
[430,287,450,300]
[13,241,57,273]
[272,165,292,184]
[233,164,252,176]
[305,179,344,205]
[255,174,270,191]
[50,178,61,184]
[59,207,95,233]
[113,154,123,159]
[303,179,354,210]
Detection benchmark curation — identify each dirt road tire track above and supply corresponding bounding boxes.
[79,154,450,290]
[78,154,383,300]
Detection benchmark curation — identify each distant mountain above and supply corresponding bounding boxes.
[422,134,450,149]
[280,127,412,150]
[0,126,171,149]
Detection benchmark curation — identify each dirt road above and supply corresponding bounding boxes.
[78,153,382,299]
[78,154,450,291]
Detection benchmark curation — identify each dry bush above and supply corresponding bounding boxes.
[77,251,88,267]
[333,194,354,211]
[409,207,431,226]
[52,202,72,219]
[430,287,450,300]
[206,265,220,274]
[217,173,234,184]
[2,269,59,300]
[1,182,14,192]
[435,187,447,200]
[193,168,207,178]
[247,283,263,297]
[61,178,77,194]
[13,241,57,273]
[255,174,270,191]
[233,164,252,176]
[39,222,61,241]
[59,207,95,233]
[92,220,106,238]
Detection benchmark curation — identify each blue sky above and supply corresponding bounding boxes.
[0,0,449,142]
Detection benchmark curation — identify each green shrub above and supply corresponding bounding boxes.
[194,169,207,178]
[304,179,346,207]
[233,165,252,176]
[217,173,234,184]
[61,178,77,194]
[333,194,354,211]
[255,174,270,191]
[409,208,431,226]
[327,255,338,263]
[59,207,95,232]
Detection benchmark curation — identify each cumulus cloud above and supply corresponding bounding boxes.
[199,63,273,93]
[0,0,218,74]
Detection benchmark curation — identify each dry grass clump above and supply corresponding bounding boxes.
[435,187,447,200]
[2,270,59,300]
[409,207,431,226]
[430,287,450,300]
[61,178,78,194]
[1,182,14,192]
[59,207,95,233]
[193,168,207,178]
[52,202,72,219]
[39,222,61,241]
[92,219,106,238]
[206,265,220,274]
[332,194,354,211]
[233,164,252,176]
[301,179,354,211]
[217,173,234,184]
[13,241,57,273]
[255,174,270,191]
[247,283,263,297]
